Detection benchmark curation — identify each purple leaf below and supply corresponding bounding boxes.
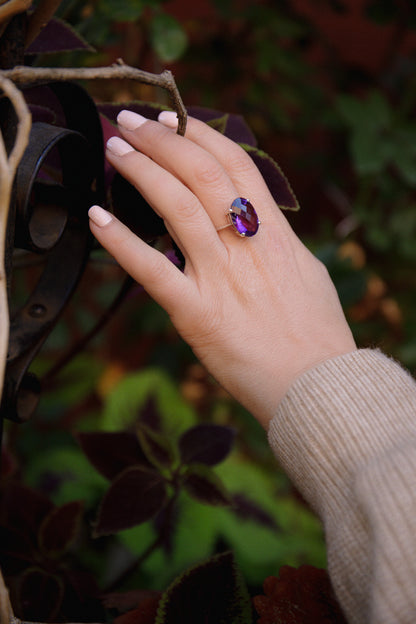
[38,501,84,557]
[18,568,65,622]
[156,552,252,624]
[242,144,300,211]
[137,424,177,471]
[98,101,165,125]
[0,526,35,572]
[187,105,257,146]
[139,396,162,431]
[26,18,95,55]
[76,431,150,480]
[179,424,235,466]
[232,493,279,530]
[94,466,168,536]
[0,482,53,542]
[182,464,231,507]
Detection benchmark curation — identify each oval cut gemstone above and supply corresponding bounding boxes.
[229,198,259,237]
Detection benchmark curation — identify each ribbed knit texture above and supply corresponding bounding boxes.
[268,349,416,623]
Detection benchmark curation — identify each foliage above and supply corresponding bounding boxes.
[253,565,347,624]
[3,0,416,622]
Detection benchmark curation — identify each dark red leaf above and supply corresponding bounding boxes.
[26,17,94,55]
[0,482,53,541]
[182,464,231,506]
[179,424,235,466]
[38,500,84,557]
[76,431,150,480]
[232,493,279,530]
[253,566,348,624]
[243,145,300,211]
[0,526,35,573]
[113,594,162,624]
[17,567,65,622]
[156,551,252,623]
[102,588,162,612]
[94,466,168,536]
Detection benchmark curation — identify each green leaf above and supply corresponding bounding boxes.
[102,368,196,434]
[155,552,252,624]
[101,0,144,21]
[150,13,188,62]
[183,464,232,507]
[24,446,107,507]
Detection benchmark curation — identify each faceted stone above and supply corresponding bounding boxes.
[229,197,259,237]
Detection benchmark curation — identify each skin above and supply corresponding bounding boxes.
[89,111,356,429]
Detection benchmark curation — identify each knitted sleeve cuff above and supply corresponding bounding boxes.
[267,349,416,519]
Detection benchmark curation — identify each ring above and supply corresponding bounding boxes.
[216,197,260,238]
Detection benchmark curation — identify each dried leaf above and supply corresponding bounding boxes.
[94,466,168,536]
[253,566,347,624]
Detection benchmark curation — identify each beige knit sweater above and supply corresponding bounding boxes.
[268,349,416,624]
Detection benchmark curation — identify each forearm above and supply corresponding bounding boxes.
[268,349,416,623]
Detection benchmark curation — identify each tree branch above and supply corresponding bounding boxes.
[0,61,188,135]
[0,0,32,24]
[0,75,31,415]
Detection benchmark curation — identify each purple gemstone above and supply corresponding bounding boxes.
[229,198,259,237]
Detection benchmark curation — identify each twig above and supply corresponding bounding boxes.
[0,75,31,417]
[0,62,188,135]
[0,0,32,23]
[25,0,62,49]
[0,567,13,624]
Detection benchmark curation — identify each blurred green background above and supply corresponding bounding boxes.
[4,0,416,616]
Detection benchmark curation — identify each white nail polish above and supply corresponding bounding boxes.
[117,110,147,131]
[89,205,113,227]
[158,110,178,128]
[106,136,135,156]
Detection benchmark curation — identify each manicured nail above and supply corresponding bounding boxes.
[106,136,135,156]
[158,110,178,129]
[89,205,113,227]
[117,110,147,131]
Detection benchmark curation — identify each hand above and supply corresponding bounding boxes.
[88,111,356,429]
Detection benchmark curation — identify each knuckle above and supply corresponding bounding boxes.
[172,196,201,223]
[193,155,225,187]
[226,145,254,176]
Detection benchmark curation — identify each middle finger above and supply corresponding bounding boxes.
[116,111,240,226]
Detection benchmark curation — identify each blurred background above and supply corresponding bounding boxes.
[3,0,416,620]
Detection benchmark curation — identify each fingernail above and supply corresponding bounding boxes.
[89,205,113,227]
[158,110,178,129]
[117,110,147,131]
[106,136,135,156]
